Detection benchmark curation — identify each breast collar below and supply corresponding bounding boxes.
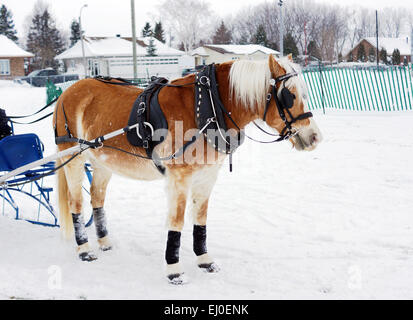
[195,64,245,155]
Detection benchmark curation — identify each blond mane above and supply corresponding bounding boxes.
[229,57,308,111]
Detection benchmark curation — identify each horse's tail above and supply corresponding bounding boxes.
[57,158,73,240]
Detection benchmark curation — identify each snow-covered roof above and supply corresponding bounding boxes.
[350,37,411,56]
[191,44,280,56]
[56,36,185,60]
[0,35,34,58]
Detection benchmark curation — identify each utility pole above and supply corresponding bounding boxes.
[130,0,138,80]
[411,27,413,66]
[376,10,379,67]
[79,4,88,79]
[278,0,284,56]
[304,21,308,66]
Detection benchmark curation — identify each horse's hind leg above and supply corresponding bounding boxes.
[190,166,220,273]
[63,156,97,261]
[89,161,112,251]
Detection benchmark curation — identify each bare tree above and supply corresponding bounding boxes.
[157,0,217,52]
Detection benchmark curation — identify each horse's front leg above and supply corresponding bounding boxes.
[190,166,220,273]
[165,170,191,284]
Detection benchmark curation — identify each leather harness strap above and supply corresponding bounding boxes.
[54,65,314,175]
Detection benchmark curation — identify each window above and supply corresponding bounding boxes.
[0,60,10,75]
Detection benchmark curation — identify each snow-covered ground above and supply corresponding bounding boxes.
[0,80,412,300]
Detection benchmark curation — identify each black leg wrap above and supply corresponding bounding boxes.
[165,231,181,265]
[93,207,108,239]
[72,213,88,246]
[193,225,207,257]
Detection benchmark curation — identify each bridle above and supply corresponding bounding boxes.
[260,72,314,141]
[214,71,314,146]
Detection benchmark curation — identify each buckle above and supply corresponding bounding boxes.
[143,140,149,149]
[199,76,210,86]
[137,102,146,115]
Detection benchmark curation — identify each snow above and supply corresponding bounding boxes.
[364,37,411,56]
[0,35,34,58]
[192,44,280,56]
[0,80,413,299]
[56,37,185,60]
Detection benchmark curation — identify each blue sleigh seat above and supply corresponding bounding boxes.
[0,133,44,172]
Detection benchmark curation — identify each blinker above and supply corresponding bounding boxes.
[281,87,295,109]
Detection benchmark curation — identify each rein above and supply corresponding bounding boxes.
[199,70,313,146]
[55,68,313,173]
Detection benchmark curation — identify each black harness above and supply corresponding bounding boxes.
[54,65,313,175]
[261,73,314,141]
[126,77,169,173]
[195,64,244,155]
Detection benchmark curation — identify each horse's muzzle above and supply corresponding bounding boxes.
[291,119,323,151]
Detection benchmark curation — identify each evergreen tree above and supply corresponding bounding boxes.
[238,33,250,45]
[212,21,232,44]
[0,5,18,42]
[368,47,376,63]
[146,37,157,56]
[379,48,388,64]
[307,40,321,61]
[357,44,366,62]
[26,7,66,70]
[154,22,165,43]
[283,33,298,58]
[70,19,81,47]
[253,24,268,47]
[392,48,401,65]
[141,22,153,38]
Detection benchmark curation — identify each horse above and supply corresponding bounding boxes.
[54,54,322,284]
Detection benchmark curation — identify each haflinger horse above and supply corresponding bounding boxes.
[54,54,322,284]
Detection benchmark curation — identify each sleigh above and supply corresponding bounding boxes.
[0,128,93,227]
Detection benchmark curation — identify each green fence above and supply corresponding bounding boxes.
[302,65,413,111]
[48,67,413,112]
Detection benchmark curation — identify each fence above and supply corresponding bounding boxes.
[47,66,413,112]
[302,65,413,111]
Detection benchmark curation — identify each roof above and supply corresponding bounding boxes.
[191,44,280,56]
[0,35,34,58]
[349,37,411,56]
[56,36,185,60]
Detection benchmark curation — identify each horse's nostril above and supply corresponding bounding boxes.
[311,133,318,145]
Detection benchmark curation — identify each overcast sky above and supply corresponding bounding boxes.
[2,0,413,40]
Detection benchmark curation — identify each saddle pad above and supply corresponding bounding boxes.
[126,82,168,148]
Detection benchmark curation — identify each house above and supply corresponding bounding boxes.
[55,36,195,80]
[191,44,280,66]
[345,37,411,63]
[0,35,34,80]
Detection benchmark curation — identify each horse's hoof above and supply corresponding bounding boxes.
[167,273,188,285]
[79,251,97,262]
[100,245,112,252]
[199,262,220,273]
[98,236,112,252]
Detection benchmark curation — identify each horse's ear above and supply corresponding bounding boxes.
[268,54,283,77]
[287,53,293,62]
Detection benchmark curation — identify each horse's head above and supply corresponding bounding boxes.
[264,54,322,151]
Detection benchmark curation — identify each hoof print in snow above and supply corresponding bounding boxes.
[167,273,188,285]
[79,252,98,262]
[199,262,220,273]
